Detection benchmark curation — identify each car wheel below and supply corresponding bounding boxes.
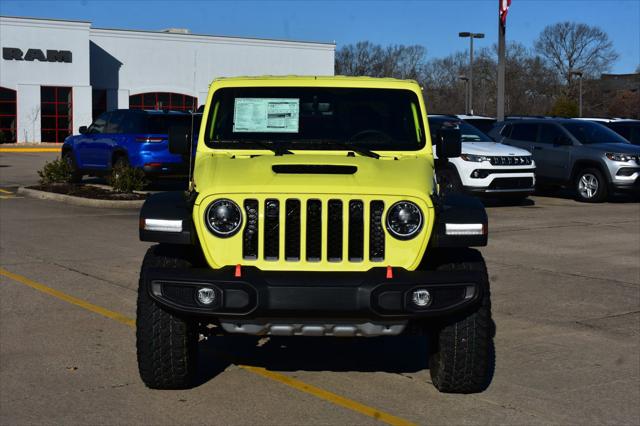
[62,151,83,183]
[425,248,495,394]
[437,168,462,193]
[575,168,607,203]
[136,245,200,389]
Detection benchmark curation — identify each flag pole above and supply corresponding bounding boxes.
[497,1,506,121]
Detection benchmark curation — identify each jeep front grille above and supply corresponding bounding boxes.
[243,198,385,263]
[489,156,532,166]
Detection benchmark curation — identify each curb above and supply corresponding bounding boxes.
[18,187,145,209]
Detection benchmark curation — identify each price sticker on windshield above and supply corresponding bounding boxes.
[233,98,299,133]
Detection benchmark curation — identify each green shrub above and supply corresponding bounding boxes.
[108,164,147,193]
[37,158,73,184]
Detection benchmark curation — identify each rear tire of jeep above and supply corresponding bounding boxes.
[574,168,607,203]
[427,248,495,394]
[136,245,199,389]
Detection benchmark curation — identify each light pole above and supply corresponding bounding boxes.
[458,75,469,114]
[571,70,584,117]
[459,32,485,115]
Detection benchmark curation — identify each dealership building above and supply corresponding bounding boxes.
[0,16,335,143]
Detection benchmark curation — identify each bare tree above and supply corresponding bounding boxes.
[335,41,427,79]
[534,22,618,85]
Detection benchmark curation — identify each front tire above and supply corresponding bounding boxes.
[427,249,495,393]
[575,168,607,203]
[63,151,82,183]
[136,245,199,389]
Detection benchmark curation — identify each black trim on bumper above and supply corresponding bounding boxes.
[143,266,484,320]
[142,163,188,177]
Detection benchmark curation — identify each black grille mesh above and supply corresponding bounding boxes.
[264,199,280,260]
[348,200,364,261]
[306,200,322,261]
[369,201,385,261]
[243,199,259,260]
[285,199,301,261]
[327,200,343,261]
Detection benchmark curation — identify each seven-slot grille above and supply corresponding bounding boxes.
[489,156,532,166]
[242,199,385,262]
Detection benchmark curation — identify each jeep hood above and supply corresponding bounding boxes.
[193,153,434,203]
[462,142,532,156]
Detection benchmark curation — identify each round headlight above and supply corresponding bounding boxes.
[205,199,242,237]
[386,201,423,240]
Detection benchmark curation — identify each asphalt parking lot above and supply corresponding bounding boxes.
[1,151,639,425]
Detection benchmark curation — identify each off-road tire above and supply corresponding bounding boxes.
[63,151,82,183]
[574,168,608,203]
[136,244,199,389]
[427,248,495,394]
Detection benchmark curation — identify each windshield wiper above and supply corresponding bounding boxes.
[300,140,380,159]
[212,139,293,156]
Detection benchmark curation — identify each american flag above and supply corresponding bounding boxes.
[499,0,512,26]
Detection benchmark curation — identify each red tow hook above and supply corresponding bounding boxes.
[235,264,242,278]
[386,265,393,279]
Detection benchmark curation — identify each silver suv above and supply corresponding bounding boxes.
[489,119,640,202]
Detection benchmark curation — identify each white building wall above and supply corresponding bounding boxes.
[89,29,335,106]
[1,16,335,143]
[0,17,93,142]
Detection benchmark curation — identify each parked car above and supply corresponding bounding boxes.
[455,114,497,136]
[137,76,495,394]
[577,118,640,145]
[62,109,197,182]
[489,118,640,202]
[429,115,535,200]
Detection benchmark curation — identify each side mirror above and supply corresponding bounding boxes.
[79,126,88,134]
[168,126,192,155]
[436,127,462,158]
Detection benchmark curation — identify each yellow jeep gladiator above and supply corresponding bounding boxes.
[137,76,494,393]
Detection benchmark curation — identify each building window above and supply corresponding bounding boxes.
[129,92,197,112]
[41,86,73,143]
[0,87,17,143]
[92,89,107,121]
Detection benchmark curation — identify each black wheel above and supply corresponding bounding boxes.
[62,151,82,183]
[437,168,462,193]
[426,249,495,394]
[136,245,200,389]
[575,168,607,203]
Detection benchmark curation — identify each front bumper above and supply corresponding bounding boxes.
[143,266,483,320]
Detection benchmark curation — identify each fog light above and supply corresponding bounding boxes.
[411,289,432,307]
[197,287,216,305]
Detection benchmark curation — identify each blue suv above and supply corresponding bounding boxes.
[62,109,198,182]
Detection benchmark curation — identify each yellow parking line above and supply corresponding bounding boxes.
[0,267,417,426]
[0,267,135,327]
[0,189,13,194]
[0,148,61,153]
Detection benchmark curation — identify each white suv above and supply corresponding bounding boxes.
[429,115,536,199]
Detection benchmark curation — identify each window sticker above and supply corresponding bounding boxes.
[233,98,299,133]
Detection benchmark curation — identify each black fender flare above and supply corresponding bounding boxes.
[139,191,196,245]
[430,193,488,247]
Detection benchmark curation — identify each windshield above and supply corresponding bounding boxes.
[562,121,630,145]
[428,117,493,142]
[204,87,426,151]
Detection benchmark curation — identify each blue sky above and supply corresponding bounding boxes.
[1,0,638,73]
